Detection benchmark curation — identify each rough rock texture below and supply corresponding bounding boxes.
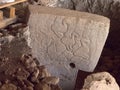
[37,0,120,49]
[39,0,74,9]
[0,54,61,90]
[0,24,31,59]
[95,47,120,86]
[28,5,110,90]
[37,0,120,20]
[0,0,15,4]
[72,0,120,49]
[73,0,120,20]
[0,24,61,90]
[82,72,120,90]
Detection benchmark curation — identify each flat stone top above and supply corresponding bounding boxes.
[29,5,110,24]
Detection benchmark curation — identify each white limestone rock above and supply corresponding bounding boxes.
[34,0,73,9]
[82,72,120,90]
[0,0,15,4]
[28,5,110,90]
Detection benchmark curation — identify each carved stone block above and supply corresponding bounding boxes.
[28,5,110,90]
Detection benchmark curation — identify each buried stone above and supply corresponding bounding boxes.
[27,5,110,90]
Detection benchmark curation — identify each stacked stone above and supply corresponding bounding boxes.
[0,54,61,90]
[0,24,61,90]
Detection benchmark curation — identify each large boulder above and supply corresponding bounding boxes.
[28,5,110,90]
[82,72,120,90]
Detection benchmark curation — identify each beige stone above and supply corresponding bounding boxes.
[28,5,110,90]
[82,72,120,90]
[38,66,51,78]
[42,77,59,85]
[0,83,17,90]
[39,0,73,9]
[34,83,51,90]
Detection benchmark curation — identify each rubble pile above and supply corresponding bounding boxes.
[0,24,61,90]
[0,54,61,90]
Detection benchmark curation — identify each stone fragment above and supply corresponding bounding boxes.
[28,5,110,90]
[0,33,3,37]
[23,80,34,87]
[42,77,59,85]
[82,72,120,90]
[21,54,37,69]
[39,0,73,9]
[0,83,17,90]
[0,26,31,59]
[9,23,23,29]
[51,85,62,90]
[21,86,34,90]
[15,68,30,80]
[38,66,51,78]
[30,67,40,82]
[34,82,51,90]
[26,86,34,90]
[0,0,15,4]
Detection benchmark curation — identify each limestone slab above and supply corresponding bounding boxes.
[28,5,110,90]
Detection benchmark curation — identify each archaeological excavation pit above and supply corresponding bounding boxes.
[0,0,120,90]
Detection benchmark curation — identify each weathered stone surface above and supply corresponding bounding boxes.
[42,76,59,85]
[0,0,15,4]
[38,0,120,21]
[0,25,31,59]
[0,83,17,90]
[34,83,51,90]
[37,0,120,49]
[0,54,61,90]
[82,72,120,90]
[39,0,74,9]
[72,0,120,20]
[72,0,120,49]
[28,5,110,90]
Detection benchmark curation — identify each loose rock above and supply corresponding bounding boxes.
[82,72,120,90]
[0,83,17,90]
[42,77,59,85]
